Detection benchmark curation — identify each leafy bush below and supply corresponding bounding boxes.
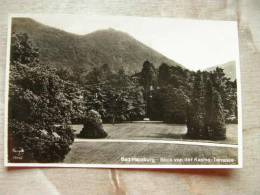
[9,63,85,125]
[79,110,108,138]
[8,120,74,162]
[9,33,85,125]
[8,33,84,163]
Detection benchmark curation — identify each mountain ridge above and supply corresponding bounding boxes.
[11,18,183,74]
[206,61,236,80]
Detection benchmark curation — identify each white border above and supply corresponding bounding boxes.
[4,14,243,169]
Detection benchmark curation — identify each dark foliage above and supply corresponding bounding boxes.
[140,60,157,89]
[84,65,145,123]
[150,87,189,124]
[140,61,158,118]
[8,33,77,162]
[187,71,227,140]
[9,119,74,162]
[208,89,226,139]
[79,110,108,138]
[150,63,192,123]
[187,72,207,138]
[9,33,85,125]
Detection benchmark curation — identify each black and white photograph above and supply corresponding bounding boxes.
[5,14,242,168]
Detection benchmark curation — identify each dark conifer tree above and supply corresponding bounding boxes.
[204,77,213,138]
[158,63,171,86]
[140,60,157,118]
[140,60,157,90]
[210,89,226,140]
[187,71,206,138]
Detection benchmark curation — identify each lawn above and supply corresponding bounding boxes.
[64,142,238,165]
[64,122,239,165]
[71,122,238,145]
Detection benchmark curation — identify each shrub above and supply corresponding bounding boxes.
[8,119,74,163]
[79,110,108,138]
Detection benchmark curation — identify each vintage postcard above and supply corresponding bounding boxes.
[4,14,242,168]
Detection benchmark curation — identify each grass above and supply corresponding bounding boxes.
[64,142,237,165]
[64,122,238,165]
[71,123,238,145]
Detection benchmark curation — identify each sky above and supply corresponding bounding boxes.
[25,15,239,70]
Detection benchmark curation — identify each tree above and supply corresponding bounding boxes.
[149,89,164,121]
[158,63,171,86]
[8,33,76,162]
[83,67,145,123]
[9,63,85,125]
[140,60,157,118]
[209,68,238,123]
[187,71,206,138]
[204,77,213,138]
[140,60,157,89]
[187,71,227,140]
[209,89,226,140]
[104,70,145,122]
[151,87,189,123]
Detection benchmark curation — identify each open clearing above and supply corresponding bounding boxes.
[64,123,239,165]
[71,123,238,145]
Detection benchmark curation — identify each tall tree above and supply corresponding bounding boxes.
[140,60,157,118]
[162,87,189,124]
[158,63,171,86]
[140,60,157,89]
[187,71,206,138]
[204,77,213,138]
[9,33,75,163]
[209,89,226,140]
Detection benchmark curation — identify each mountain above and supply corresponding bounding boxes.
[206,61,236,80]
[11,18,183,74]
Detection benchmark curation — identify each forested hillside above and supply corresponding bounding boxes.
[12,18,181,77]
[206,61,236,81]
